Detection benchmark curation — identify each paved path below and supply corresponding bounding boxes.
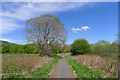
[50,55,76,78]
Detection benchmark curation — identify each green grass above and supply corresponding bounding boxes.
[66,55,105,78]
[20,56,61,78]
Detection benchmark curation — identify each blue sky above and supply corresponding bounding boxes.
[1,2,118,44]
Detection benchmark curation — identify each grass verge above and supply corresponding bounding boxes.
[20,56,61,78]
[66,55,105,78]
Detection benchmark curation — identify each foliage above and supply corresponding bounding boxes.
[91,40,118,58]
[2,43,68,54]
[95,40,110,46]
[51,44,71,54]
[66,55,104,78]
[2,44,39,54]
[2,45,10,53]
[71,39,91,55]
[50,44,62,54]
[61,44,71,53]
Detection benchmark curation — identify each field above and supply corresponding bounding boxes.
[72,54,118,78]
[2,54,52,78]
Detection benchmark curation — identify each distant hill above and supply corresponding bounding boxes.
[0,40,17,46]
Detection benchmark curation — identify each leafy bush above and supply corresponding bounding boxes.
[71,39,91,55]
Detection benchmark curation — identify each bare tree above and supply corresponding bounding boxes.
[25,14,67,56]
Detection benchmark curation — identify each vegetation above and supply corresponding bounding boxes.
[72,54,118,78]
[71,39,91,55]
[2,54,52,78]
[90,40,118,58]
[66,55,104,78]
[21,56,61,78]
[25,14,67,56]
[70,39,118,78]
[70,39,118,58]
[62,44,71,53]
[2,44,39,54]
[1,43,68,54]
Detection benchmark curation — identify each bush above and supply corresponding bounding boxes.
[71,39,91,55]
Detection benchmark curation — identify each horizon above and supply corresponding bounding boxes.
[1,2,118,45]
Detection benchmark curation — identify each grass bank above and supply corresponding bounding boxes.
[66,55,105,78]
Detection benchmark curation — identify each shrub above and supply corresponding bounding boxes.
[71,39,91,55]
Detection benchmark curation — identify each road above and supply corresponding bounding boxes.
[50,55,76,78]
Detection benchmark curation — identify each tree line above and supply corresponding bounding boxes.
[1,43,70,54]
[1,39,118,58]
[1,44,38,54]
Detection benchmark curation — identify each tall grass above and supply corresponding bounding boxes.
[72,54,118,78]
[21,56,61,78]
[66,55,104,78]
[2,54,52,78]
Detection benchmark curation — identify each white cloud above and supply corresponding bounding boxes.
[72,28,81,33]
[1,2,92,34]
[72,25,91,33]
[81,26,90,30]
[2,3,90,20]
[1,18,23,34]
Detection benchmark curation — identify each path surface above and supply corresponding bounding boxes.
[50,55,76,78]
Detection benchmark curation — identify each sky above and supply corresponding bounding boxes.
[1,2,118,44]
